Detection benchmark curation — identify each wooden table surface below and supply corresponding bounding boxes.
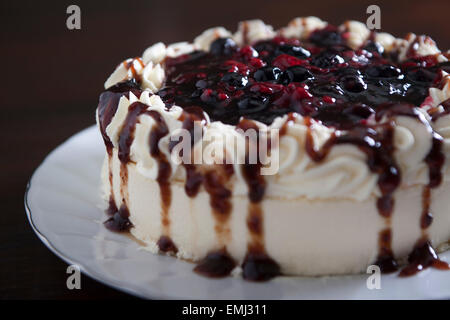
[1,0,449,299]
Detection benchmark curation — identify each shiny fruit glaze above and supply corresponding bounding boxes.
[158,26,447,129]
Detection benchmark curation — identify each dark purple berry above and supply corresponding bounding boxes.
[341,75,367,93]
[310,84,345,98]
[107,79,141,92]
[365,65,403,78]
[311,51,345,68]
[253,67,282,82]
[310,29,343,47]
[312,103,374,130]
[343,104,375,118]
[190,89,203,98]
[404,85,429,105]
[280,66,314,84]
[210,38,237,56]
[337,67,362,77]
[363,41,384,55]
[237,96,269,114]
[195,79,208,89]
[276,44,311,59]
[220,72,248,89]
[253,40,277,53]
[406,69,436,83]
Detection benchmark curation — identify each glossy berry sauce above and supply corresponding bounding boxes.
[98,25,450,280]
[158,27,447,129]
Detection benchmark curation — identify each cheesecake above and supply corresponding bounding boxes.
[96,17,450,281]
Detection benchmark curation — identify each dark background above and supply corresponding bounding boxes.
[1,0,449,299]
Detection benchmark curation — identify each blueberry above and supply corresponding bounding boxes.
[311,51,345,68]
[220,72,248,89]
[310,29,343,47]
[337,67,362,77]
[237,96,269,114]
[404,85,429,105]
[253,67,282,82]
[210,38,237,56]
[253,40,277,53]
[363,41,384,55]
[439,61,450,74]
[310,84,345,98]
[107,79,141,92]
[343,104,374,118]
[365,65,403,79]
[312,103,375,130]
[195,79,208,89]
[341,75,367,93]
[190,89,203,98]
[280,66,314,84]
[406,69,436,83]
[276,44,311,59]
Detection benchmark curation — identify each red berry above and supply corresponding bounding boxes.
[272,54,306,70]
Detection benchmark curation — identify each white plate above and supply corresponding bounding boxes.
[25,125,450,299]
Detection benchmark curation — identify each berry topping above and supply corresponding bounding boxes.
[275,44,311,59]
[406,68,437,83]
[157,26,447,127]
[221,72,249,89]
[210,38,237,56]
[311,51,345,68]
[309,84,345,99]
[253,67,282,82]
[280,66,315,84]
[365,65,403,79]
[272,54,306,69]
[237,95,269,114]
[340,74,367,93]
[363,41,384,55]
[309,27,343,47]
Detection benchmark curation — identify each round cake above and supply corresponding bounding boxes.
[96,17,450,281]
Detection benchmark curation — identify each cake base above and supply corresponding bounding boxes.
[102,150,450,276]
